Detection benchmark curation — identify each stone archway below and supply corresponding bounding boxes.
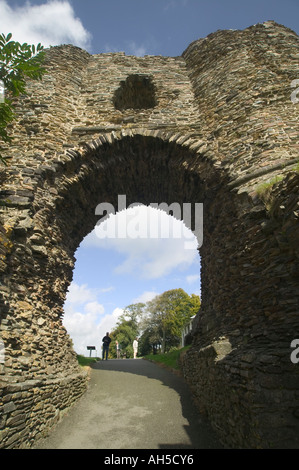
[0,130,230,447]
[0,21,299,449]
[1,129,298,449]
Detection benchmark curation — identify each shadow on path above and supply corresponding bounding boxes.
[95,358,221,449]
[34,358,222,449]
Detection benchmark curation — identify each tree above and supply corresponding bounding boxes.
[109,303,145,358]
[109,292,200,357]
[143,289,200,354]
[121,302,146,325]
[138,307,163,355]
[0,32,46,164]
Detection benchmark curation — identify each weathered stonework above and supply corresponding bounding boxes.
[0,21,298,448]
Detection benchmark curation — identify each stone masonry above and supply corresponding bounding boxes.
[0,21,298,448]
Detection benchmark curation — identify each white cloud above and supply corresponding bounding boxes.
[0,0,92,50]
[63,281,123,355]
[103,35,159,57]
[108,236,197,280]
[132,291,159,304]
[99,308,124,337]
[63,306,102,355]
[100,286,115,293]
[104,40,147,57]
[186,274,201,284]
[63,282,123,356]
[84,301,105,316]
[65,282,98,305]
[83,206,199,280]
[126,41,147,57]
[139,239,197,279]
[65,282,114,306]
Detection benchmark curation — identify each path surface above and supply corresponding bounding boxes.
[34,359,221,449]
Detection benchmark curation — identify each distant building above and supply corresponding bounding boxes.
[181,315,196,347]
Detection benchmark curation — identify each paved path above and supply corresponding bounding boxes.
[34,359,221,449]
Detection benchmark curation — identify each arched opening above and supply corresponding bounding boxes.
[62,204,201,357]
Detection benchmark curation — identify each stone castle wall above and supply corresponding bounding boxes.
[0,21,298,448]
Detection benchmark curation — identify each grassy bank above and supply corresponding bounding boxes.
[144,346,190,371]
[77,355,99,367]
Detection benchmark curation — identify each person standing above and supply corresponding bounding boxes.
[116,340,120,359]
[102,332,111,361]
[133,337,138,359]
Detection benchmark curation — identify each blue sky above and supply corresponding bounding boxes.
[1,0,298,355]
[2,0,299,56]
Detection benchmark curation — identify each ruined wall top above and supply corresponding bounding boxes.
[1,20,298,194]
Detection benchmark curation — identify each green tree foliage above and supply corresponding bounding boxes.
[109,303,145,358]
[122,302,146,324]
[140,289,200,355]
[0,32,46,164]
[109,290,200,358]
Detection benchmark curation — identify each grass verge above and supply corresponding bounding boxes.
[77,355,99,367]
[144,346,190,371]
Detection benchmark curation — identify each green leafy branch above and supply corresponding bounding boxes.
[0,32,46,164]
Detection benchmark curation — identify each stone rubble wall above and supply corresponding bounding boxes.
[182,21,299,190]
[182,170,299,448]
[0,21,298,448]
[180,21,299,448]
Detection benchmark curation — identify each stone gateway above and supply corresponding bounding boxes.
[0,21,299,448]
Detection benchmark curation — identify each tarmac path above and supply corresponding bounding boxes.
[34,358,222,449]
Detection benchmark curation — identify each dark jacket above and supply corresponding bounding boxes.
[102,336,111,347]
